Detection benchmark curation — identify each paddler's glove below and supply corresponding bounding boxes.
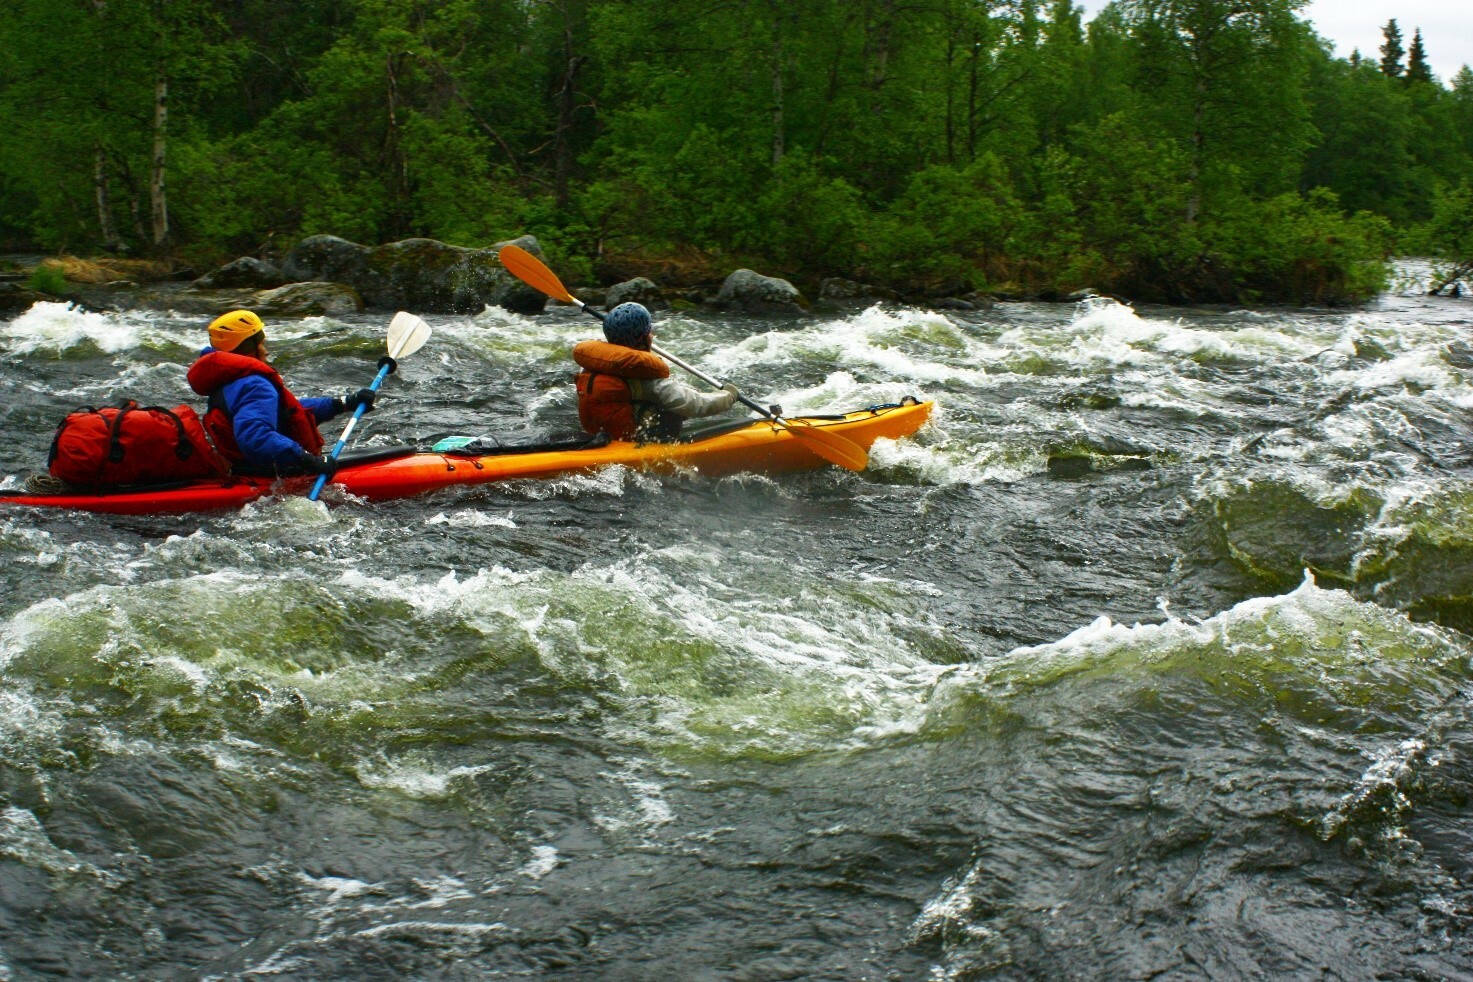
[343,387,376,413]
[296,451,337,476]
[716,382,740,411]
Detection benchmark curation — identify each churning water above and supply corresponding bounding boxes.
[1,275,1471,979]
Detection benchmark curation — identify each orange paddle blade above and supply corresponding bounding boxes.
[786,419,868,471]
[499,244,578,305]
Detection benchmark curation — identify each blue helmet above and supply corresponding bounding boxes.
[603,302,652,347]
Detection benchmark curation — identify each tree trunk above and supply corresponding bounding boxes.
[94,145,120,251]
[554,16,585,212]
[868,0,895,115]
[771,24,785,166]
[1187,74,1205,225]
[150,73,169,248]
[944,33,956,163]
[385,52,410,236]
[967,40,981,160]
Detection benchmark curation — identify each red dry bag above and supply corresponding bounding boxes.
[48,400,229,488]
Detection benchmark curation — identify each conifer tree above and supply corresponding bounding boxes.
[1379,19,1404,78]
[1406,28,1433,84]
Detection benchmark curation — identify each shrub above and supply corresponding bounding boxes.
[26,263,66,294]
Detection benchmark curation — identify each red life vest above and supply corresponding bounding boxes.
[186,350,326,461]
[572,340,675,440]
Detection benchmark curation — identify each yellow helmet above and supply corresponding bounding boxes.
[208,309,265,352]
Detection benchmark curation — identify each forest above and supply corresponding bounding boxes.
[1,0,1470,304]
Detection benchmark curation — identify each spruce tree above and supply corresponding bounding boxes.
[1379,20,1404,77]
[1406,28,1433,84]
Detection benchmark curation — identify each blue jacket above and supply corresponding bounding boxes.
[200,347,340,465]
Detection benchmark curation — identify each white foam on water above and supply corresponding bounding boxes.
[1329,349,1457,397]
[0,690,54,750]
[516,845,560,880]
[929,573,1461,718]
[700,305,995,388]
[502,462,663,499]
[425,509,517,529]
[0,806,118,885]
[1319,737,1431,840]
[352,919,506,941]
[0,302,181,355]
[49,360,191,401]
[299,873,381,905]
[759,370,931,415]
[353,758,495,800]
[452,306,594,364]
[594,758,677,836]
[867,434,1047,486]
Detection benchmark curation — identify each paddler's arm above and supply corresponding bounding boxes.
[300,395,341,423]
[226,375,315,466]
[645,377,740,418]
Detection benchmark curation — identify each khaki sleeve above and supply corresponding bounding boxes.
[646,377,740,418]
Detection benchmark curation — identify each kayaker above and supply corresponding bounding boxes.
[572,302,740,441]
[186,309,375,475]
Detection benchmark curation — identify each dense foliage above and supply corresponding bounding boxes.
[1,0,1470,303]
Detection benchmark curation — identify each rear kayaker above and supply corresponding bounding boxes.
[0,400,932,515]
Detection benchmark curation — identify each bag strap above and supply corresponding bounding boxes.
[104,400,139,466]
[141,405,195,460]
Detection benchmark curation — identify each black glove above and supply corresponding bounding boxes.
[296,451,336,476]
[343,387,376,413]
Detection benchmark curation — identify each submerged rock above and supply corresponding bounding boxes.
[253,281,364,316]
[710,269,805,316]
[281,234,547,314]
[194,257,285,290]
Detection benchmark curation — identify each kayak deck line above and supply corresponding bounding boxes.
[0,399,933,515]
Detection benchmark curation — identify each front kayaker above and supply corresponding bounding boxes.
[186,309,375,475]
[573,302,740,441]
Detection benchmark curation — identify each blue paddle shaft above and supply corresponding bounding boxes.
[307,362,392,501]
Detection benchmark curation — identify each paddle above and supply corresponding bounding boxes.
[497,244,868,471]
[308,311,432,501]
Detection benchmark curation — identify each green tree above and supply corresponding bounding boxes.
[1117,0,1315,224]
[1378,19,1404,78]
[1406,28,1433,85]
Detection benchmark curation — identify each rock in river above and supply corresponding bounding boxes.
[282,234,547,314]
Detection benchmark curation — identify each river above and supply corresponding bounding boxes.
[1,276,1471,978]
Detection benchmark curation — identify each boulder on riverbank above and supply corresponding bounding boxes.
[281,234,547,314]
[606,277,667,310]
[818,277,898,304]
[0,282,52,316]
[194,257,286,290]
[138,280,364,318]
[709,269,805,316]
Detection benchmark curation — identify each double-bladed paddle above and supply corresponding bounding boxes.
[309,311,432,501]
[497,244,868,471]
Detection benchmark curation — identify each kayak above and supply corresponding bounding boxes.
[0,400,932,515]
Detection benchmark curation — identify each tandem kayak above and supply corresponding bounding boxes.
[0,400,932,515]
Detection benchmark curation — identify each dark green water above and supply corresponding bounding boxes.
[1,282,1471,979]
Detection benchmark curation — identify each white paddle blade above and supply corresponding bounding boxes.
[387,311,432,359]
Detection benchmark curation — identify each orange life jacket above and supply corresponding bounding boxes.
[572,340,681,441]
[186,350,326,462]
